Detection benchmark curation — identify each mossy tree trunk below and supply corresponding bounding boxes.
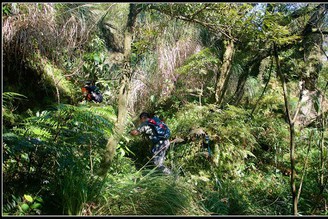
[214,38,235,105]
[272,4,327,215]
[301,4,328,213]
[301,4,327,91]
[99,4,142,175]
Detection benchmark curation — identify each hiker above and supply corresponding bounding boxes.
[130,112,171,175]
[81,81,103,103]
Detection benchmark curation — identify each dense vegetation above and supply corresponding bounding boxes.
[2,3,328,216]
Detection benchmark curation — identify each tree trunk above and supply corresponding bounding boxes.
[231,69,248,105]
[301,7,327,200]
[274,43,299,215]
[271,4,327,214]
[231,57,263,105]
[99,4,141,175]
[214,39,234,105]
[230,39,278,105]
[250,56,274,117]
[302,4,327,91]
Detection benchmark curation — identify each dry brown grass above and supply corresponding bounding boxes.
[2,3,96,65]
[128,19,202,113]
[3,4,56,62]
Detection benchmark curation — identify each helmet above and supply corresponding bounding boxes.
[139,112,150,119]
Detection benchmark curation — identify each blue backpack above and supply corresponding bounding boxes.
[147,116,171,142]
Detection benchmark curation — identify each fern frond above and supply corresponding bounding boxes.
[12,104,115,143]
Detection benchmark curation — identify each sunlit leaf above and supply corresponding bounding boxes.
[21,203,29,211]
[24,195,33,203]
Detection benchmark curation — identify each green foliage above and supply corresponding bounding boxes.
[167,103,258,179]
[150,3,257,41]
[207,105,258,177]
[257,4,303,46]
[3,104,118,215]
[317,62,328,92]
[82,37,111,83]
[2,3,13,16]
[201,170,292,215]
[2,92,28,127]
[243,77,262,101]
[216,172,291,215]
[12,104,115,142]
[96,173,207,215]
[3,2,328,216]
[262,13,301,45]
[247,79,290,168]
[58,168,93,215]
[133,11,162,57]
[202,191,229,215]
[3,194,43,215]
[294,128,328,215]
[177,48,219,76]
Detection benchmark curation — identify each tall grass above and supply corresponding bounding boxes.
[59,168,88,215]
[94,170,208,215]
[58,166,110,215]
